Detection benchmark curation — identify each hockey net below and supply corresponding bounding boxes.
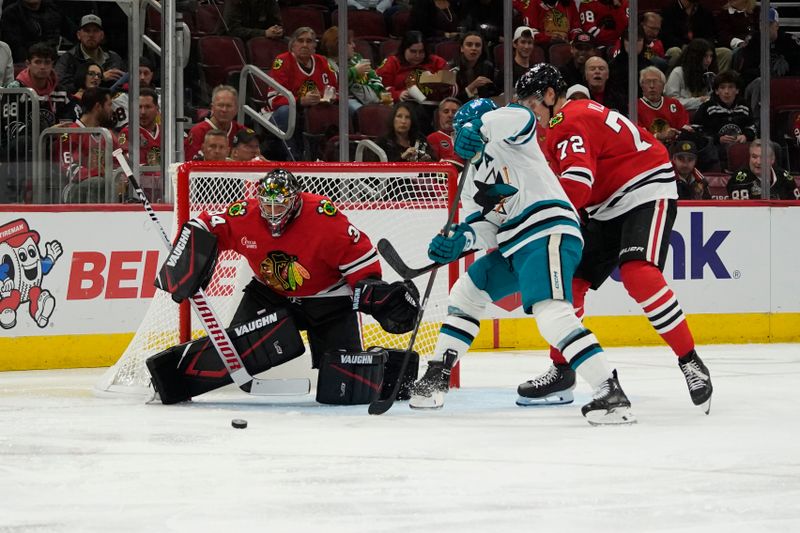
[96,160,458,395]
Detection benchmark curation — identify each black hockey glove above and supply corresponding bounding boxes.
[354,279,420,334]
[155,221,218,303]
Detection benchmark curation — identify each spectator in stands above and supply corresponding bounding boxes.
[640,11,668,71]
[566,84,590,100]
[691,70,756,171]
[196,129,230,162]
[65,61,103,120]
[607,26,653,115]
[320,27,390,118]
[577,0,628,49]
[60,87,117,203]
[377,102,432,162]
[728,139,799,200]
[664,38,716,112]
[717,0,759,53]
[0,41,14,87]
[426,96,462,168]
[671,140,711,200]
[410,0,462,43]
[637,66,689,146]
[55,15,126,94]
[222,0,283,41]
[185,84,247,161]
[349,0,394,11]
[5,43,71,132]
[118,88,162,201]
[229,129,267,162]
[584,56,625,112]
[740,8,800,87]
[0,0,78,63]
[377,30,449,103]
[107,56,159,133]
[515,0,579,46]
[511,26,536,86]
[660,0,732,72]
[451,31,499,102]
[559,31,597,88]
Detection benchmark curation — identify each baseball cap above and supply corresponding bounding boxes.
[571,31,596,48]
[232,129,258,147]
[513,26,536,42]
[80,14,103,29]
[566,84,590,99]
[670,140,698,158]
[769,8,779,23]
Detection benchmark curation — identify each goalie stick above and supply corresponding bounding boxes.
[114,150,310,397]
[378,239,472,280]
[368,158,472,415]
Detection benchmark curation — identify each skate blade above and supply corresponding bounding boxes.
[515,390,574,406]
[697,396,712,415]
[585,406,637,426]
[409,392,445,410]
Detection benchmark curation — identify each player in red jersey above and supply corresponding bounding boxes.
[517,64,713,413]
[190,169,419,369]
[578,0,629,48]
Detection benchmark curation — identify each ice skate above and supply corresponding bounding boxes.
[581,370,636,426]
[516,363,576,406]
[679,351,713,414]
[409,350,456,409]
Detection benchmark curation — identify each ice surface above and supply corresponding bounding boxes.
[1,344,799,532]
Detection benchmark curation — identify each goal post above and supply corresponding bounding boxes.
[96,160,461,396]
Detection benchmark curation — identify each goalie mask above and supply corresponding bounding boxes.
[256,169,302,237]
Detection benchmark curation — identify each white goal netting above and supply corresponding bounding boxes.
[96,161,457,395]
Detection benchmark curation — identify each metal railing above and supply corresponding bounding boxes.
[0,88,41,203]
[37,127,117,203]
[355,139,388,162]
[237,64,297,141]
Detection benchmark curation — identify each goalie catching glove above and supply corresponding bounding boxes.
[155,221,218,303]
[428,222,475,264]
[353,278,420,334]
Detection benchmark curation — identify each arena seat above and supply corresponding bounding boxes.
[379,38,401,62]
[332,9,388,41]
[356,103,393,138]
[247,36,287,70]
[390,9,411,37]
[197,36,246,102]
[547,42,573,68]
[281,6,327,37]
[435,40,461,63]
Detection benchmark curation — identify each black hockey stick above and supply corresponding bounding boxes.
[368,160,472,415]
[114,150,310,396]
[377,239,473,280]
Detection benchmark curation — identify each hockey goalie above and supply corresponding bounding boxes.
[148,168,421,405]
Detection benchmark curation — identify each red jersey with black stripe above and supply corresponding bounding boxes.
[267,52,338,110]
[195,192,381,298]
[544,99,676,220]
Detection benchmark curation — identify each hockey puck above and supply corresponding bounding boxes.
[231,418,248,429]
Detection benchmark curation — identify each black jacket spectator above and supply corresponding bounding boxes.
[0,0,78,62]
[222,0,283,42]
[739,29,800,86]
[691,96,757,145]
[55,45,125,95]
[660,0,718,51]
[728,165,799,200]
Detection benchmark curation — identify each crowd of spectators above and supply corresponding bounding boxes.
[0,0,798,204]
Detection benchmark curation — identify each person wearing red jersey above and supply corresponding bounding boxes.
[190,169,418,368]
[184,85,247,161]
[59,87,119,203]
[118,88,162,201]
[516,64,713,413]
[376,30,449,104]
[578,0,628,48]
[637,66,690,145]
[426,97,463,169]
[514,0,581,46]
[266,27,337,159]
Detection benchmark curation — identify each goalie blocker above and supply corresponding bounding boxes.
[155,221,218,303]
[147,307,305,404]
[317,347,419,405]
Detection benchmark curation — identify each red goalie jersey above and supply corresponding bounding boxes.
[544,99,676,221]
[194,193,381,298]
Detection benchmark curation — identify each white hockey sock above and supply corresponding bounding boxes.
[559,328,612,389]
[430,314,480,363]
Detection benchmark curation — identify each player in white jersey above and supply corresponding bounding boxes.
[409,98,635,425]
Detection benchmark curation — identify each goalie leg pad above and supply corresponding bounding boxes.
[147,308,305,404]
[380,349,420,401]
[316,347,387,405]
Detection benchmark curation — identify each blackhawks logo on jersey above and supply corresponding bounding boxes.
[317,199,337,216]
[549,112,564,128]
[259,251,310,292]
[228,201,247,216]
[272,58,283,70]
